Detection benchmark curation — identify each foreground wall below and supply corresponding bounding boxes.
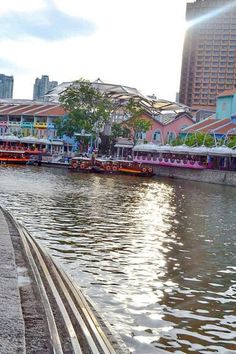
[153,166,236,186]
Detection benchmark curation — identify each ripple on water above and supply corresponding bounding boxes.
[0,167,236,353]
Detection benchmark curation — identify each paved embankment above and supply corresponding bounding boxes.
[0,209,25,354]
[0,207,129,354]
[153,166,236,186]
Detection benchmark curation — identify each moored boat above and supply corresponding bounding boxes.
[0,148,42,165]
[133,143,236,171]
[70,156,154,176]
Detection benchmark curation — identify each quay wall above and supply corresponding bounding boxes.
[152,166,236,186]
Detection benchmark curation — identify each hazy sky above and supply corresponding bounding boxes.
[0,0,193,101]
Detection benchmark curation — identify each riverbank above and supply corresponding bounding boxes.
[0,207,129,354]
[153,165,236,186]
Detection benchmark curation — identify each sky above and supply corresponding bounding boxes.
[0,0,193,101]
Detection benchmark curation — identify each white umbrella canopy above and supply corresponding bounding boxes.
[208,146,233,156]
[133,143,158,152]
[0,135,20,142]
[170,144,192,155]
[20,136,40,144]
[133,143,173,153]
[38,138,51,145]
[188,146,210,156]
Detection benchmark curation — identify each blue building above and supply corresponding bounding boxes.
[216,89,236,123]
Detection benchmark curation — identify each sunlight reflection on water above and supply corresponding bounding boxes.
[0,166,236,353]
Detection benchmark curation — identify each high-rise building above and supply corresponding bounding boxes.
[179,0,236,110]
[33,75,58,101]
[0,74,14,98]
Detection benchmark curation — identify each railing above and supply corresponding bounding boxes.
[47,123,55,129]
[133,156,207,170]
[34,122,47,128]
[21,122,34,128]
[8,121,20,126]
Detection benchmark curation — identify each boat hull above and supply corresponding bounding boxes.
[70,158,154,177]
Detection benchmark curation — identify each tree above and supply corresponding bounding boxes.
[113,98,152,143]
[226,135,236,148]
[126,117,152,143]
[56,79,114,138]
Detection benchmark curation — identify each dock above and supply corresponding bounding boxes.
[0,207,129,354]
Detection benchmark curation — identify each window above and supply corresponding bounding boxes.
[167,131,176,143]
[152,130,162,143]
[136,131,146,140]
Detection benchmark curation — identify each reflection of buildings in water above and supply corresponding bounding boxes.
[154,180,236,352]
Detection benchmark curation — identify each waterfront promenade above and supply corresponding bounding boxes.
[0,207,128,354]
[0,209,25,353]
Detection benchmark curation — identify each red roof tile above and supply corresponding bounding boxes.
[213,122,236,134]
[183,118,218,133]
[217,89,236,97]
[0,103,66,116]
[0,105,17,114]
[197,118,230,133]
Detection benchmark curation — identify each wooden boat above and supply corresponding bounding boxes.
[0,148,30,165]
[70,157,93,172]
[0,148,43,165]
[70,157,154,176]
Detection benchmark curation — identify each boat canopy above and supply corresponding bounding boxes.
[133,144,236,156]
[207,146,233,156]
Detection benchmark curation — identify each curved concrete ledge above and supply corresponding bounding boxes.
[0,207,129,354]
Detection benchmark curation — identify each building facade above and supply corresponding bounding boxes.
[122,112,194,145]
[0,101,66,138]
[33,75,58,102]
[0,74,14,98]
[179,0,236,110]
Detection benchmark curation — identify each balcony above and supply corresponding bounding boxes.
[0,121,8,127]
[9,121,20,127]
[21,122,34,128]
[34,122,47,129]
[47,122,55,129]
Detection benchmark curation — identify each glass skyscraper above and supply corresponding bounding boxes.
[0,74,14,98]
[33,75,58,101]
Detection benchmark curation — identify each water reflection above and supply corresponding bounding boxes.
[0,166,236,353]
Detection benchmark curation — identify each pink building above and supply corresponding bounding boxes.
[123,112,194,144]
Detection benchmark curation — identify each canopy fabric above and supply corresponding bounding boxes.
[0,135,20,142]
[45,79,188,115]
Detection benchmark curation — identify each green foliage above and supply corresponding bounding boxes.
[126,117,152,143]
[57,78,114,137]
[128,117,152,133]
[226,135,236,148]
[111,123,131,139]
[110,100,150,143]
[170,136,185,146]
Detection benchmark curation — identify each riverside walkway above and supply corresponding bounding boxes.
[0,208,128,354]
[0,209,25,353]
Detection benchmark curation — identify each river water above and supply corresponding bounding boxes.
[0,166,236,353]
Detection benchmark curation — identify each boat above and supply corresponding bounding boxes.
[70,156,154,176]
[27,154,71,168]
[0,148,42,165]
[133,143,236,171]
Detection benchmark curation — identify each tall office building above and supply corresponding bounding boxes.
[0,74,14,98]
[33,75,58,101]
[179,0,236,110]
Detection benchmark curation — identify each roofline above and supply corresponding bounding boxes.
[181,117,216,132]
